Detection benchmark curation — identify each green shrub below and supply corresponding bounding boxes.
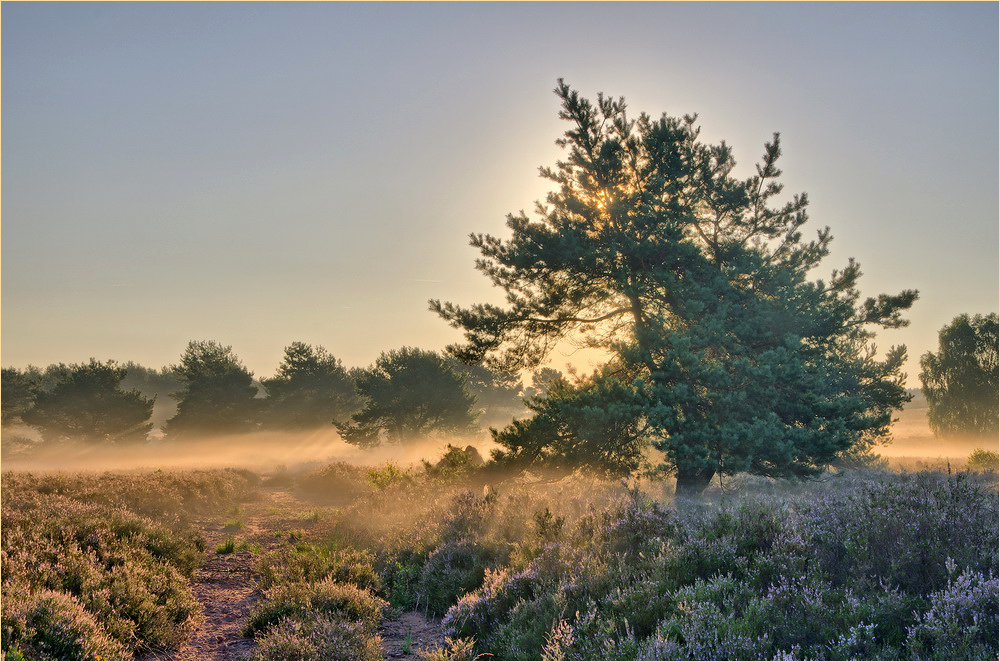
[417,636,478,660]
[417,540,502,616]
[967,448,999,473]
[368,462,414,490]
[245,579,388,637]
[256,543,381,592]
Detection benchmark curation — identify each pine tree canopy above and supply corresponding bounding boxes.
[431,80,918,494]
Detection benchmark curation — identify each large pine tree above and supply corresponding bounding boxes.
[432,81,917,494]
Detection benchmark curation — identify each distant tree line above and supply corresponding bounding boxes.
[1,341,561,447]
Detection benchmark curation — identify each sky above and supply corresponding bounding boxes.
[2,2,997,387]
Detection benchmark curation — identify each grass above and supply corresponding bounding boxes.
[223,518,244,532]
[216,536,237,554]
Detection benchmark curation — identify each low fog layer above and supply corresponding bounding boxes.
[0,429,499,474]
[2,410,995,475]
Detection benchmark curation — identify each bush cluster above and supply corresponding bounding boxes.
[1,468,259,660]
[434,471,998,661]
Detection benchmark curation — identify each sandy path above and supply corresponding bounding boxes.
[142,482,315,661]
[381,610,444,660]
[142,479,447,661]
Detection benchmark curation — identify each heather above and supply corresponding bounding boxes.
[437,470,998,660]
[1,468,259,660]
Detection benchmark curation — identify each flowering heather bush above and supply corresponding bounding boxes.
[906,562,1000,660]
[792,471,999,595]
[1,587,129,661]
[2,468,259,659]
[2,495,200,656]
[251,614,384,661]
[417,539,505,616]
[1,468,259,526]
[244,579,388,636]
[438,470,998,661]
[310,460,623,615]
[256,542,382,592]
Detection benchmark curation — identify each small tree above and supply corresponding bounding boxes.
[261,342,362,429]
[20,360,153,443]
[920,313,999,438]
[336,347,477,447]
[164,341,259,438]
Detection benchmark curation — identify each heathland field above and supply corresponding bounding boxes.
[2,445,997,661]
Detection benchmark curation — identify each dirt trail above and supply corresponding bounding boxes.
[142,481,314,661]
[381,611,444,660]
[144,480,445,661]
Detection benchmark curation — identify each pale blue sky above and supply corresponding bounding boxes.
[2,2,997,386]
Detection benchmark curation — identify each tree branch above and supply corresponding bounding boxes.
[522,308,631,324]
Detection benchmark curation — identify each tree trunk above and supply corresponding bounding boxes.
[674,466,715,499]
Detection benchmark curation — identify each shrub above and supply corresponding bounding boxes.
[417,636,478,660]
[255,543,381,592]
[795,472,999,596]
[296,462,370,505]
[417,540,503,616]
[1,588,130,661]
[368,462,414,490]
[251,614,383,661]
[906,561,1000,660]
[967,448,999,473]
[2,467,259,656]
[244,579,388,636]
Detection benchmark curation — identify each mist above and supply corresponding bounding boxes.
[0,428,499,475]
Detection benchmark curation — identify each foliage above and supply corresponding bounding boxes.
[1,468,259,526]
[432,81,916,494]
[255,543,382,593]
[522,367,564,400]
[368,462,416,490]
[920,312,999,439]
[905,562,1000,660]
[1,366,43,427]
[437,471,997,661]
[491,368,650,477]
[296,462,372,505]
[422,445,485,480]
[967,448,999,473]
[261,341,362,430]
[1,468,259,658]
[20,360,154,444]
[243,537,388,660]
[1,588,130,661]
[250,614,384,661]
[417,636,479,660]
[164,340,260,438]
[451,361,525,430]
[336,347,478,447]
